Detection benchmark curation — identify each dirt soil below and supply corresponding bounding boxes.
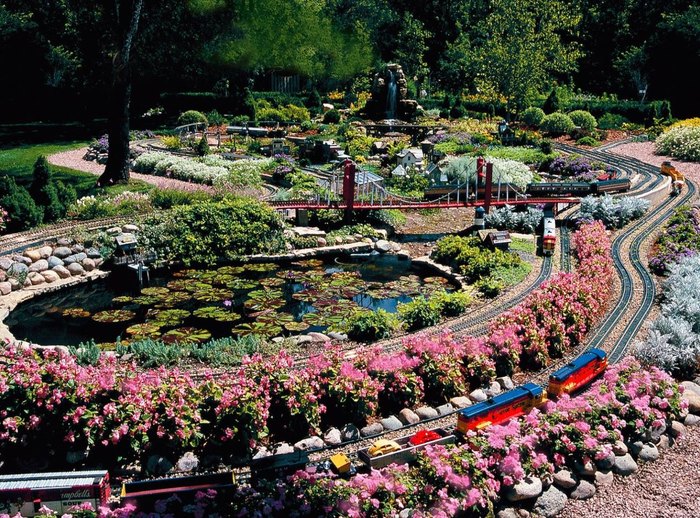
[393,207,475,258]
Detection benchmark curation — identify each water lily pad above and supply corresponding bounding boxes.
[184,282,213,293]
[193,306,241,322]
[173,269,198,278]
[62,308,91,318]
[424,276,450,285]
[156,291,191,306]
[92,309,136,323]
[162,327,212,344]
[243,298,284,311]
[150,308,191,326]
[126,322,163,338]
[112,295,134,304]
[217,265,245,275]
[257,312,294,324]
[245,262,277,272]
[259,277,285,287]
[284,321,310,332]
[292,290,319,302]
[141,287,169,296]
[96,342,118,351]
[248,289,283,301]
[227,279,259,290]
[233,322,283,337]
[302,312,325,326]
[292,259,324,268]
[193,288,231,302]
[167,280,190,291]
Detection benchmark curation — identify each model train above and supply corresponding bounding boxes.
[2,349,609,514]
[424,178,631,200]
[661,161,685,196]
[542,206,556,256]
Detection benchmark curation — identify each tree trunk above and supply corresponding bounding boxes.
[97,0,143,187]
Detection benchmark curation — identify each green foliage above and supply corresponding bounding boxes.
[196,136,210,156]
[386,172,429,197]
[543,88,562,114]
[0,175,42,231]
[69,340,101,366]
[598,112,629,130]
[474,276,506,298]
[576,136,600,146]
[568,110,597,131]
[323,109,341,124]
[655,126,700,161]
[177,110,208,126]
[346,309,398,342]
[521,107,545,127]
[398,297,442,331]
[431,235,523,284]
[205,109,227,126]
[141,198,285,265]
[541,112,576,135]
[433,290,473,317]
[150,189,211,209]
[306,89,322,110]
[161,135,182,150]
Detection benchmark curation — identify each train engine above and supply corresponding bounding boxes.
[661,161,685,196]
[542,207,556,256]
[456,383,546,433]
[548,348,608,398]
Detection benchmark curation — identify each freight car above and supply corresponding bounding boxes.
[0,471,110,517]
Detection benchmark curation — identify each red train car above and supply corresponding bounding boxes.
[0,471,110,517]
[547,348,608,398]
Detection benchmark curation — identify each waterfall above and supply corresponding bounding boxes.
[385,71,398,119]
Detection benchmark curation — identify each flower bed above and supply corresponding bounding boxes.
[0,223,613,468]
[649,205,700,274]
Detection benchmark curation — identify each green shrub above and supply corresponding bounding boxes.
[150,188,210,209]
[576,136,600,147]
[521,107,545,127]
[598,112,629,130]
[141,198,285,265]
[431,235,523,284]
[346,309,398,342]
[543,88,561,114]
[655,126,700,162]
[205,109,227,126]
[433,290,473,317]
[541,112,575,135]
[196,136,210,157]
[178,110,208,126]
[256,107,285,122]
[398,297,442,331]
[0,175,43,231]
[161,135,182,150]
[323,109,341,124]
[282,104,311,122]
[474,276,506,297]
[568,110,597,132]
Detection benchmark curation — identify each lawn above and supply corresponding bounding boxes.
[0,141,152,197]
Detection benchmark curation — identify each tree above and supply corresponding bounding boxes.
[468,0,582,116]
[98,0,144,186]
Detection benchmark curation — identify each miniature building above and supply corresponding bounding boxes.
[478,230,512,250]
[371,141,388,155]
[397,148,424,170]
[115,233,137,255]
[426,163,447,184]
[420,139,434,157]
[391,164,407,177]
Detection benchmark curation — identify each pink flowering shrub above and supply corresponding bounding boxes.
[486,221,613,371]
[367,350,425,413]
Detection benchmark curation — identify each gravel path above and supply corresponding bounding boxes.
[48,147,216,193]
[609,140,700,185]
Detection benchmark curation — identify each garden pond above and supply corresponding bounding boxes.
[6,255,454,347]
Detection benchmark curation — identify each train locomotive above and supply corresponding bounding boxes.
[661,161,685,196]
[542,207,556,256]
[1,349,609,515]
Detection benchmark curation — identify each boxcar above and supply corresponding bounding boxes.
[0,471,110,517]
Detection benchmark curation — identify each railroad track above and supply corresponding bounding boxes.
[0,217,130,257]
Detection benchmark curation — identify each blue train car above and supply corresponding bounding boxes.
[548,348,608,397]
[456,383,545,433]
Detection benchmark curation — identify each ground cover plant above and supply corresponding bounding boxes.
[655,122,700,162]
[578,194,650,229]
[649,205,700,274]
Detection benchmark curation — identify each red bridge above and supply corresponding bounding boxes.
[269,160,581,214]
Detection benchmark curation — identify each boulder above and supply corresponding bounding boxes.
[612,440,628,455]
[596,451,616,470]
[47,256,64,268]
[28,259,49,273]
[317,237,327,247]
[532,486,567,518]
[685,413,700,426]
[398,408,420,425]
[23,277,32,287]
[570,480,596,500]
[629,440,644,456]
[66,263,86,276]
[671,420,687,438]
[56,238,72,247]
[82,258,96,272]
[145,455,174,475]
[176,452,199,472]
[496,376,515,390]
[71,244,85,253]
[0,269,6,282]
[486,381,502,397]
[613,454,638,476]
[52,265,71,279]
[416,406,438,420]
[123,224,140,233]
[436,403,454,416]
[12,255,32,266]
[327,332,348,341]
[252,448,272,460]
[469,389,488,403]
[0,257,13,270]
[497,509,519,518]
[41,271,60,283]
[86,247,102,259]
[94,258,104,268]
[574,459,597,476]
[293,335,313,345]
[380,416,403,431]
[0,282,11,296]
[38,246,53,258]
[682,390,700,414]
[657,435,671,449]
[552,469,577,489]
[8,278,20,291]
[323,428,342,446]
[594,469,614,486]
[637,443,659,462]
[341,424,360,442]
[506,477,543,502]
[274,443,295,455]
[106,227,122,235]
[361,423,384,437]
[450,396,472,408]
[681,381,700,396]
[294,436,324,451]
[307,332,330,343]
[322,103,334,112]
[375,239,392,253]
[52,246,72,259]
[8,263,28,276]
[24,249,42,262]
[28,272,45,285]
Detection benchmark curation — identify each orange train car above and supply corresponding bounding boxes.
[547,348,608,398]
[457,383,546,434]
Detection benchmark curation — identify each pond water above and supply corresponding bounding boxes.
[6,255,454,347]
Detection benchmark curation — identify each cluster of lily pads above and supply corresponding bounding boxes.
[59,259,454,347]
